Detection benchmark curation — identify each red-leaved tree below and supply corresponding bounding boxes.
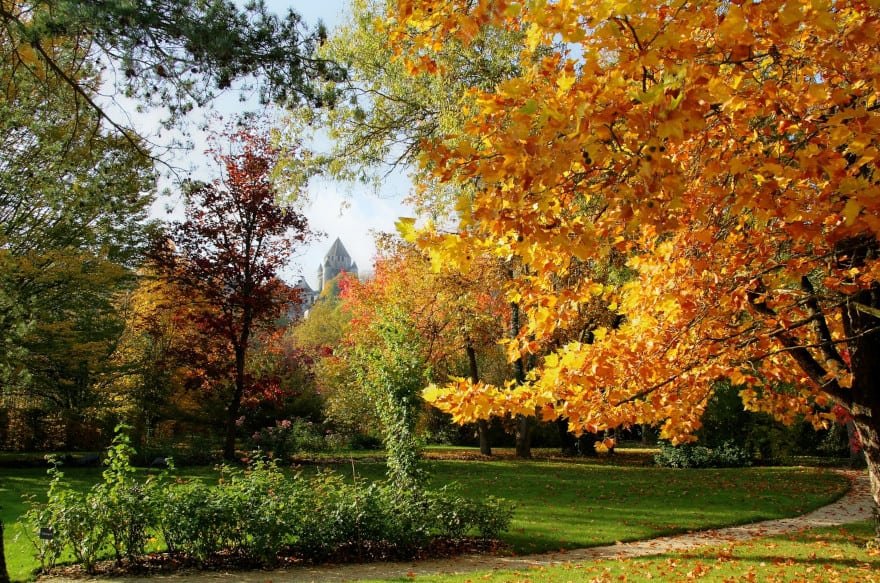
[151,121,312,460]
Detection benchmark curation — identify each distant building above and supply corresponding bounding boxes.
[289,238,358,319]
[288,276,317,320]
[317,237,358,293]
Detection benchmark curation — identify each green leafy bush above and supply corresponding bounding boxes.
[654,441,752,469]
[98,429,155,562]
[21,429,514,573]
[248,418,332,460]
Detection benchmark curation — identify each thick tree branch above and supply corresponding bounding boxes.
[801,275,847,369]
[748,283,849,405]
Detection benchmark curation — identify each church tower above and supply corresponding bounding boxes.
[317,237,358,292]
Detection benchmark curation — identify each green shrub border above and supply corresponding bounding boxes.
[18,426,514,574]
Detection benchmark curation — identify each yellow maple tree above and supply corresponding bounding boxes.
[385,0,880,527]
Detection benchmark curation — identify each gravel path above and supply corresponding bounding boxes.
[42,469,873,583]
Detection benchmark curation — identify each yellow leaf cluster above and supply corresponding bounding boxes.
[388,0,880,440]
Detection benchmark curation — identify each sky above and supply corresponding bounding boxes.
[138,0,414,290]
[281,1,415,287]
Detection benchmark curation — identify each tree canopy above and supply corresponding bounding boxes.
[1,0,345,139]
[383,0,880,521]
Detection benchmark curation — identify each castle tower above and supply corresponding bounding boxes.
[317,237,358,292]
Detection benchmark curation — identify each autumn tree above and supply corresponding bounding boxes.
[287,280,375,437]
[340,236,511,467]
[150,122,313,461]
[103,268,215,443]
[291,0,550,456]
[386,1,880,530]
[340,244,434,488]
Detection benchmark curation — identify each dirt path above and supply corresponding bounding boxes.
[42,470,873,583]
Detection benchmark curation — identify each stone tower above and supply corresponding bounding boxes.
[317,237,358,292]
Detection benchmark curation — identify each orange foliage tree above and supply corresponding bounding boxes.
[386,1,880,524]
[339,236,509,477]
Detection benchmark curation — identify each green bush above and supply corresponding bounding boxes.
[654,441,752,469]
[98,429,155,563]
[471,496,516,539]
[713,441,753,467]
[21,431,515,573]
[248,418,332,460]
[224,458,303,563]
[154,479,228,559]
[422,485,515,541]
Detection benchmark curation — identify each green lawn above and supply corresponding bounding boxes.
[341,459,848,554]
[1,453,851,581]
[362,521,880,582]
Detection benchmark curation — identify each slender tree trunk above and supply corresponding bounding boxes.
[557,419,577,456]
[0,519,9,583]
[515,415,532,458]
[510,302,532,458]
[465,344,492,456]
[223,343,247,461]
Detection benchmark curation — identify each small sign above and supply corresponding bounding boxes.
[39,527,54,540]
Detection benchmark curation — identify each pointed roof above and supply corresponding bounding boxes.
[293,276,313,292]
[325,237,351,261]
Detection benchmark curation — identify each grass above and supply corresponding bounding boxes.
[359,521,880,582]
[338,458,848,555]
[0,450,852,581]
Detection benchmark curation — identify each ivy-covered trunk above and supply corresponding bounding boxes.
[357,307,428,491]
[0,519,9,583]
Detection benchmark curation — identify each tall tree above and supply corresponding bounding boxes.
[1,13,156,577]
[1,19,156,420]
[340,247,433,489]
[341,236,510,463]
[150,122,312,460]
[386,1,880,530]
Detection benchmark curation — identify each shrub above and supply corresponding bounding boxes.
[425,486,515,541]
[19,461,71,572]
[153,479,229,559]
[98,429,155,563]
[222,458,303,563]
[654,440,752,468]
[248,418,329,459]
[713,441,753,467]
[22,436,515,572]
[471,496,516,539]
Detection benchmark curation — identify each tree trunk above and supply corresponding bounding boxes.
[510,302,532,458]
[558,418,577,456]
[465,343,492,456]
[0,519,9,583]
[515,415,532,458]
[845,420,865,467]
[842,283,880,538]
[223,343,247,461]
[853,417,880,537]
